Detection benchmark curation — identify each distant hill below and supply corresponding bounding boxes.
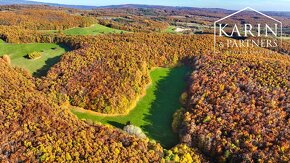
[0,1,233,12]
[0,0,42,5]
[1,1,290,17]
[0,0,36,5]
[97,4,290,17]
[0,0,96,9]
[97,4,236,14]
[98,4,227,11]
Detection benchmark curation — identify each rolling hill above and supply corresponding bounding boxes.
[0,0,96,9]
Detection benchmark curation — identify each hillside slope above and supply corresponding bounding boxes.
[0,59,162,162]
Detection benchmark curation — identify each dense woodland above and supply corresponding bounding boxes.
[0,7,95,30]
[0,59,163,162]
[0,5,289,162]
[97,16,169,32]
[40,34,213,114]
[181,53,289,162]
[89,6,290,33]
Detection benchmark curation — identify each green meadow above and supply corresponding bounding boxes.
[44,24,125,35]
[0,41,69,77]
[72,66,191,148]
[163,26,177,33]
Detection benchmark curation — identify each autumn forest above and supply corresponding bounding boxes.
[0,3,289,163]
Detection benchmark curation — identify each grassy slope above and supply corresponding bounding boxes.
[0,42,69,77]
[0,39,5,43]
[72,66,191,148]
[163,26,177,33]
[44,24,125,35]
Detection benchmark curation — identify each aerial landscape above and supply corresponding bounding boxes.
[0,0,289,162]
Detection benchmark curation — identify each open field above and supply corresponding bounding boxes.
[63,24,125,35]
[72,66,191,148]
[0,43,69,77]
[43,24,125,35]
[163,26,177,33]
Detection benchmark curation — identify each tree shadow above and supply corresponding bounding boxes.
[141,66,191,149]
[107,121,125,129]
[58,43,72,52]
[33,44,71,77]
[33,55,62,77]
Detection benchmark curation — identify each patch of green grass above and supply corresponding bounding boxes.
[72,66,191,148]
[40,24,126,35]
[0,39,5,44]
[0,43,70,77]
[163,26,177,33]
[63,24,125,35]
[63,24,122,35]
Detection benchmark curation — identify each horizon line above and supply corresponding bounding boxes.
[4,1,290,12]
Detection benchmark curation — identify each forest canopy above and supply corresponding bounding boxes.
[0,5,289,162]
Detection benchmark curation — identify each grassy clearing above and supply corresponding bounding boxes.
[63,24,125,35]
[163,26,177,33]
[43,24,125,35]
[72,66,191,148]
[0,43,69,77]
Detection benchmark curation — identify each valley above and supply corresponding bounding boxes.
[72,66,191,148]
[0,3,289,163]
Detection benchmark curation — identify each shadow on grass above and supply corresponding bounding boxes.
[59,44,72,52]
[142,66,191,149]
[107,121,125,129]
[33,44,71,77]
[71,66,192,149]
[33,55,62,77]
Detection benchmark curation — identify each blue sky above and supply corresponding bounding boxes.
[29,0,290,11]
